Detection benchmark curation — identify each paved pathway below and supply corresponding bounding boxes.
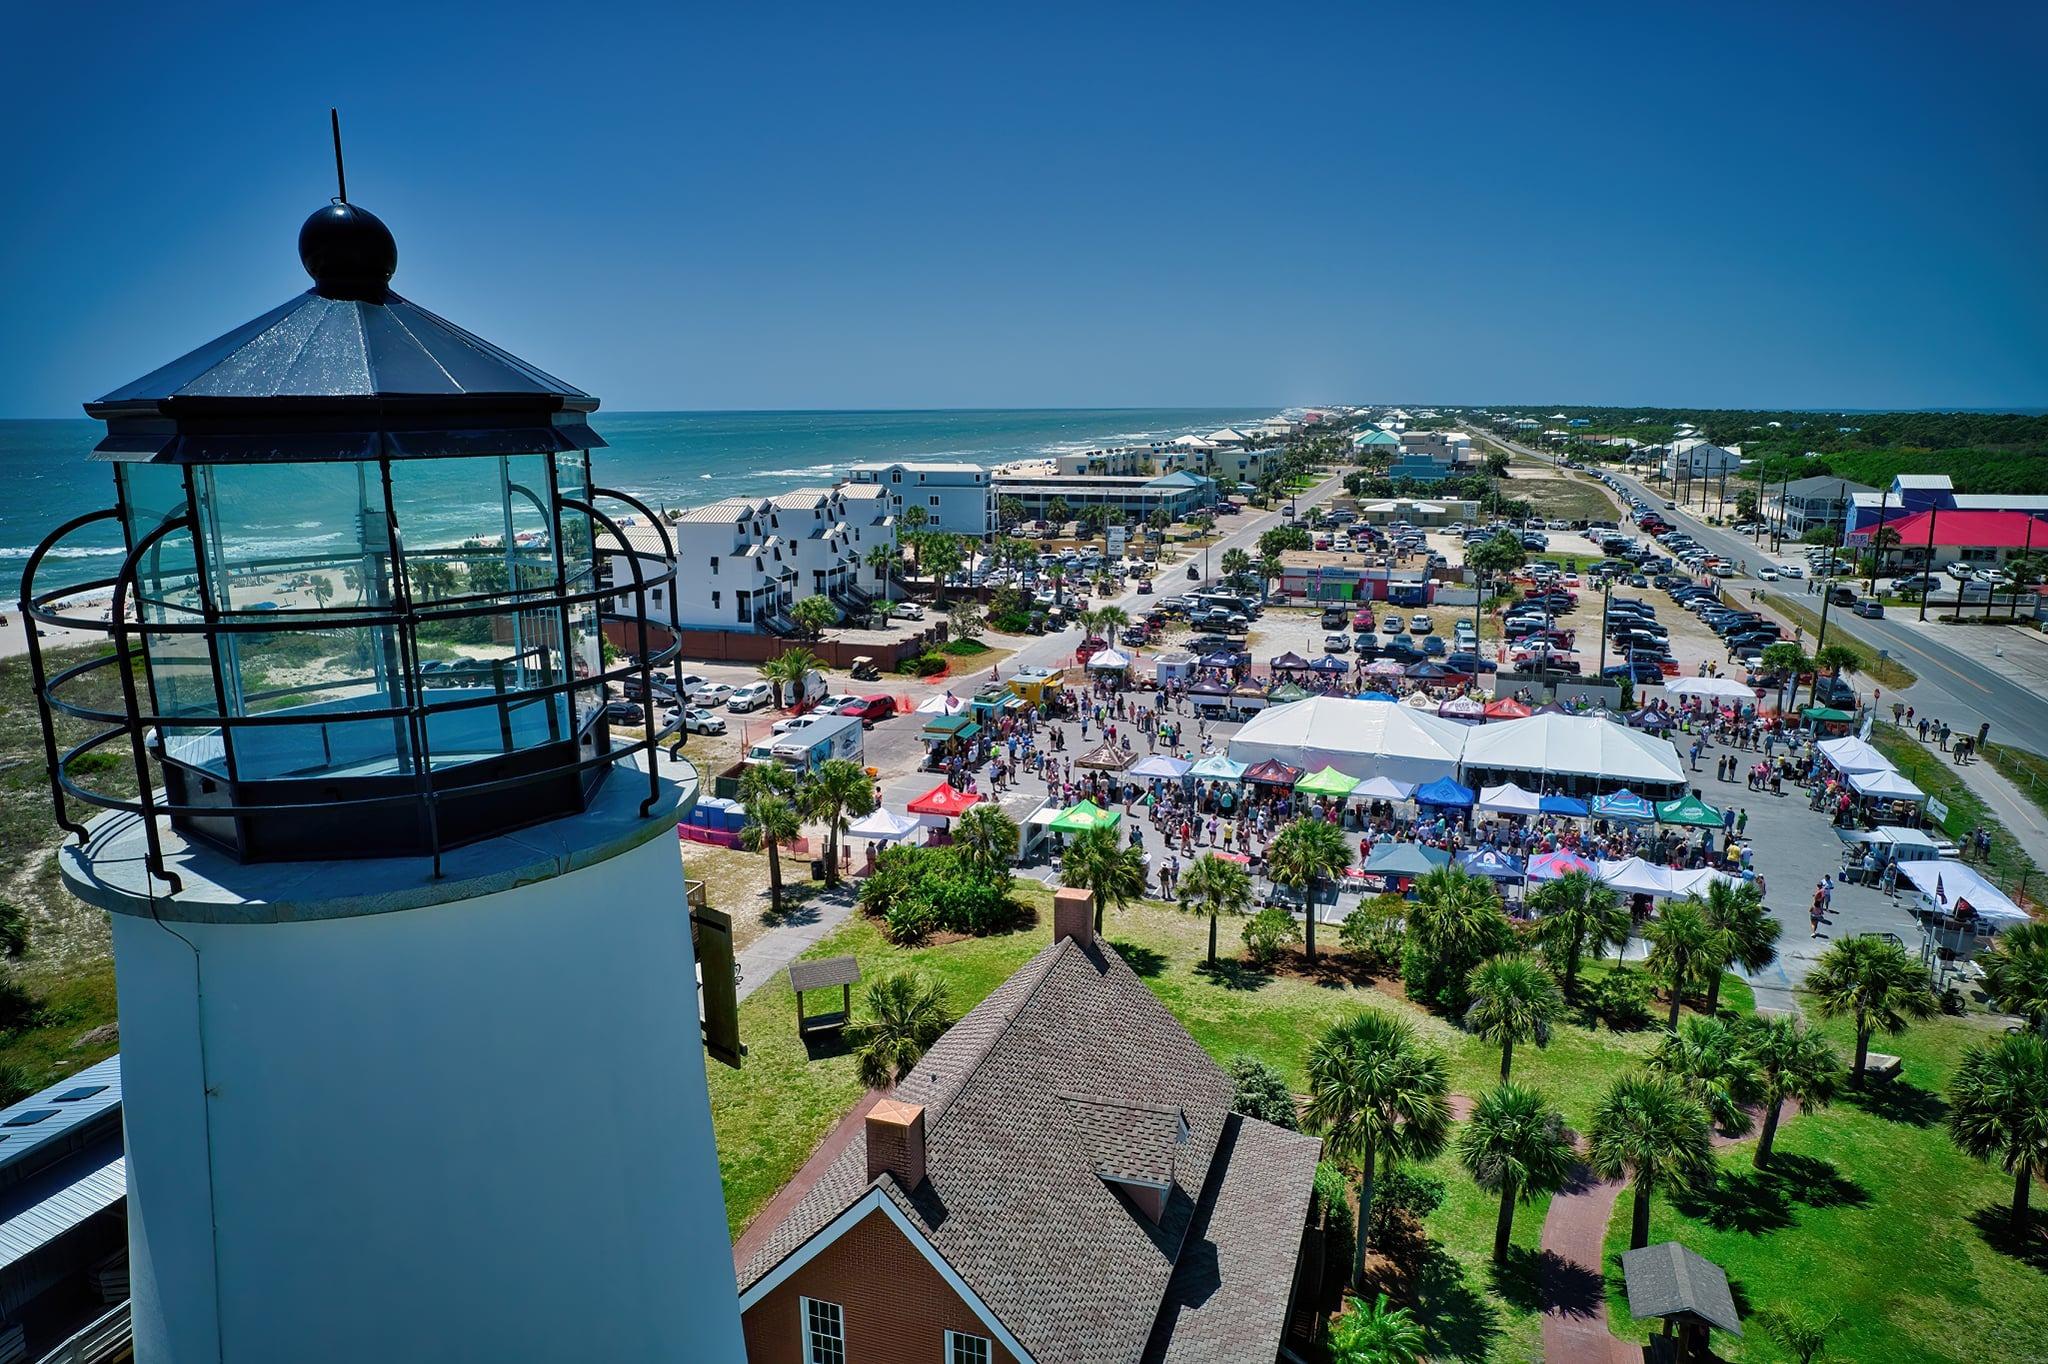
[734,883,861,1002]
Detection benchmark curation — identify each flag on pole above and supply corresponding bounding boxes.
[1935,873,1947,906]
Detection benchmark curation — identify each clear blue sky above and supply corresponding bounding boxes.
[3,1,2044,416]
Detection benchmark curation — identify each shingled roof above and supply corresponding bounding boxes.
[737,936,1321,1364]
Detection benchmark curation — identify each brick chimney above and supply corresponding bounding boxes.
[866,1099,927,1188]
[1053,886,1094,947]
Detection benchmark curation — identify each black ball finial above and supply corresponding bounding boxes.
[298,202,398,300]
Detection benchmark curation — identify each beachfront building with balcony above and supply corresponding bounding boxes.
[1764,476,1876,537]
[845,461,996,541]
[991,468,1220,523]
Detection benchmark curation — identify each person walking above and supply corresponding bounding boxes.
[1810,884,1827,937]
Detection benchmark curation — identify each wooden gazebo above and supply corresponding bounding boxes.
[788,956,862,1037]
[1622,1241,1742,1364]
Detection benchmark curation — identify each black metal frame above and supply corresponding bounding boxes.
[20,470,686,890]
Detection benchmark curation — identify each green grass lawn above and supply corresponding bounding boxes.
[1981,740,2048,828]
[1757,592,1919,689]
[1600,1007,2048,1364]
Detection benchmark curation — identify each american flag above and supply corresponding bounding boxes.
[1935,873,1947,906]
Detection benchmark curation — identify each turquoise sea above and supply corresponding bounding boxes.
[0,407,1275,597]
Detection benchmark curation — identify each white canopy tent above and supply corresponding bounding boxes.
[1354,774,1417,802]
[846,809,923,843]
[1478,782,1544,815]
[1665,676,1758,702]
[1667,867,1741,897]
[1087,648,1131,671]
[1598,857,1675,896]
[1460,713,1686,789]
[1897,860,2030,927]
[915,692,968,715]
[1815,735,1892,775]
[1847,767,1926,802]
[1228,697,1466,787]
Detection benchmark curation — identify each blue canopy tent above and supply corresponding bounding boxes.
[1199,651,1243,669]
[1591,788,1656,822]
[1308,656,1350,674]
[1357,690,1398,702]
[1538,792,1590,817]
[1364,843,1452,877]
[1187,754,1247,781]
[1128,754,1190,779]
[1414,776,1477,808]
[1457,847,1527,880]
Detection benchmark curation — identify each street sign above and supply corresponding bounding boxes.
[1927,796,1949,826]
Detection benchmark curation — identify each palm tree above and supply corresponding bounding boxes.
[1645,898,1717,1029]
[1647,1016,1758,1136]
[757,646,824,709]
[1697,879,1780,1016]
[1326,1294,1426,1364]
[853,970,955,1090]
[1061,823,1148,933]
[1045,496,1071,531]
[1948,1031,2048,1229]
[865,542,898,600]
[1178,852,1254,967]
[1257,552,1283,602]
[1588,1072,1715,1250]
[1808,935,1938,1085]
[1465,955,1565,1082]
[1983,922,2048,1034]
[899,504,929,536]
[951,805,1019,883]
[800,758,875,888]
[997,496,1026,533]
[1743,1014,1841,1168]
[1091,604,1131,634]
[1756,1306,1842,1364]
[1406,863,1512,1001]
[1305,1010,1451,1283]
[923,534,966,606]
[1761,641,1813,713]
[789,595,837,639]
[1269,818,1351,962]
[1220,547,1252,587]
[737,790,803,917]
[1459,1082,1577,1263]
[1529,871,1630,998]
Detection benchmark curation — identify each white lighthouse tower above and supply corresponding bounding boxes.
[20,196,746,1362]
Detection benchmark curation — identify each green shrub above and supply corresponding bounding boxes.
[0,975,43,1033]
[988,611,1033,634]
[1242,907,1302,965]
[1338,894,1406,972]
[893,651,949,677]
[1226,1055,1298,1130]
[858,845,1020,943]
[1593,966,1654,1029]
[883,898,938,946]
[1366,1165,1446,1247]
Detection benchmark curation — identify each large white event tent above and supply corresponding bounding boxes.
[1459,712,1686,790]
[1665,675,1758,702]
[1897,859,2030,927]
[1229,697,1466,787]
[1815,735,1891,775]
[1847,767,1927,802]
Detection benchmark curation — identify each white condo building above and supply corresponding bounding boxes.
[845,461,995,540]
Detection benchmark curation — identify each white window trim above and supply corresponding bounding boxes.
[799,1295,845,1364]
[740,1191,1034,1362]
[946,1329,994,1364]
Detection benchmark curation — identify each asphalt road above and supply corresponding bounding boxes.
[1478,430,2048,748]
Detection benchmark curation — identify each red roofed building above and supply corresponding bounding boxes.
[1848,508,2048,572]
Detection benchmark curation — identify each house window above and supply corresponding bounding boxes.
[710,557,719,572]
[801,1298,845,1364]
[711,592,720,609]
[929,496,941,508]
[946,1331,992,1364]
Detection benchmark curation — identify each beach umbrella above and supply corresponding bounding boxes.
[1528,850,1596,881]
[1538,792,1590,817]
[1047,799,1122,834]
[1242,758,1303,786]
[906,783,981,818]
[1482,697,1532,720]
[1655,792,1725,829]
[1296,765,1360,799]
[1129,753,1191,779]
[846,808,922,843]
[1365,843,1452,877]
[1414,775,1477,808]
[1308,656,1350,674]
[1187,754,1247,781]
[1354,774,1416,802]
[1590,788,1656,822]
[1270,651,1311,671]
[1438,695,1486,721]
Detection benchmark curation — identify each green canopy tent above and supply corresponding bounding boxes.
[1047,799,1123,834]
[1295,766,1360,800]
[1655,792,1726,830]
[1802,706,1855,724]
[1268,682,1311,703]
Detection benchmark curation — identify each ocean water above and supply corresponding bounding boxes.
[0,407,1274,598]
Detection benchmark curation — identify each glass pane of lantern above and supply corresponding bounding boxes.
[389,455,557,611]
[117,465,216,734]
[417,600,574,765]
[222,626,412,780]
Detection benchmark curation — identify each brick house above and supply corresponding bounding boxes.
[736,892,1324,1363]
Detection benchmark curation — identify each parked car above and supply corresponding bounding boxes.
[1444,651,1498,674]
[693,681,735,706]
[893,601,926,620]
[603,700,646,725]
[1828,585,1858,607]
[1409,613,1434,634]
[677,707,726,735]
[840,695,898,724]
[725,682,773,712]
[1323,633,1352,653]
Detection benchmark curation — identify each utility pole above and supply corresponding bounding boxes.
[1866,482,1889,596]
[1918,503,1940,623]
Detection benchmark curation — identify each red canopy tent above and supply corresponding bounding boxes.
[907,783,982,818]
[1483,697,1533,720]
[1242,758,1303,786]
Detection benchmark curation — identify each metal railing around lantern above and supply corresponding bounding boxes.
[20,484,687,891]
